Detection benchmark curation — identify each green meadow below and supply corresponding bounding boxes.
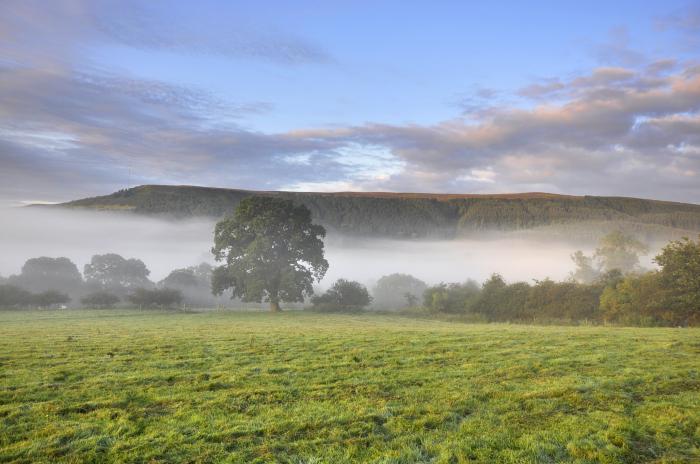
[1,310,698,463]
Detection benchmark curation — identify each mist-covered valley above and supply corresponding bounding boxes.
[0,207,626,290]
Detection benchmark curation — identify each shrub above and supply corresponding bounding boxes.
[0,284,34,309]
[423,281,480,314]
[127,288,183,309]
[81,291,120,309]
[311,279,372,312]
[32,290,71,309]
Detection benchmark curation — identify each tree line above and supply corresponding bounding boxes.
[208,197,700,326]
[306,233,700,326]
[0,254,220,309]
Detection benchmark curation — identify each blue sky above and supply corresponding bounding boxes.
[90,1,694,130]
[1,0,700,205]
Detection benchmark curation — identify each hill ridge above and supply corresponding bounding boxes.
[55,184,700,240]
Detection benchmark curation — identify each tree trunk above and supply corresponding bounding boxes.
[270,300,281,312]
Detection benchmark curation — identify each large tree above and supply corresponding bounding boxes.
[212,196,328,311]
[159,263,217,307]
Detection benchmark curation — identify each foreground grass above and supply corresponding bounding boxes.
[0,310,698,463]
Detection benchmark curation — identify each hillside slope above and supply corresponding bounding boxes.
[58,185,700,240]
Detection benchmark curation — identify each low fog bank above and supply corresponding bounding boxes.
[0,207,658,289]
[0,208,215,281]
[325,236,582,289]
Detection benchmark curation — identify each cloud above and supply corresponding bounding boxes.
[282,63,700,200]
[0,64,358,204]
[0,0,331,67]
[657,5,700,35]
[1,0,700,205]
[2,53,700,204]
[593,27,647,66]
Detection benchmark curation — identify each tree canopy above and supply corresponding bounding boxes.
[212,197,328,311]
[84,254,152,295]
[9,257,83,295]
[653,235,700,325]
[372,273,427,310]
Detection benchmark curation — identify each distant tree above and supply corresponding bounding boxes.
[0,284,33,309]
[311,279,372,312]
[80,291,120,309]
[212,197,328,312]
[594,230,648,274]
[127,288,183,309]
[596,269,625,289]
[160,269,199,288]
[404,292,419,307]
[84,254,152,295]
[160,263,217,307]
[372,273,427,310]
[10,257,83,295]
[569,250,600,284]
[653,235,700,325]
[32,290,70,309]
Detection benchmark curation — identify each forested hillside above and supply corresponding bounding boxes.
[57,185,700,240]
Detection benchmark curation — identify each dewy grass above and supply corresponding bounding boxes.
[0,310,698,463]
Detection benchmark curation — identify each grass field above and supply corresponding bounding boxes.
[1,310,699,463]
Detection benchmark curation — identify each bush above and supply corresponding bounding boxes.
[81,291,120,309]
[127,288,183,309]
[0,284,34,309]
[311,279,372,312]
[525,279,601,322]
[469,274,529,321]
[423,281,480,314]
[599,273,667,325]
[32,290,71,309]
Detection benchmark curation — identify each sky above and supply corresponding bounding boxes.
[1,0,700,206]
